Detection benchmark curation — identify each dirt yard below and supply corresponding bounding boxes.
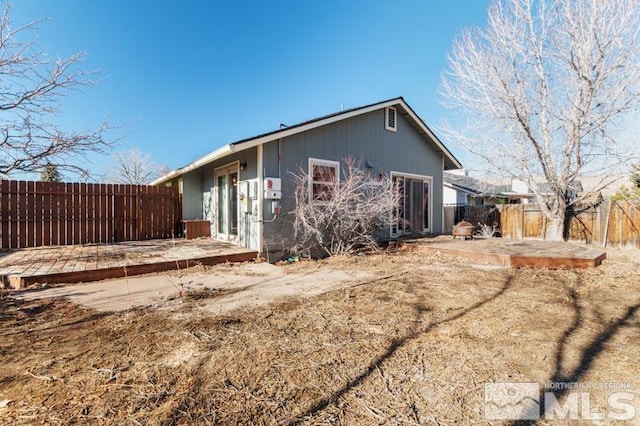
[1,242,639,425]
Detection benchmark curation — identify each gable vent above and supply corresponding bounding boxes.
[385,106,397,132]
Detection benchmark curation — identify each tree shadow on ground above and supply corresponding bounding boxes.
[282,274,516,425]
[510,272,640,425]
[0,295,112,337]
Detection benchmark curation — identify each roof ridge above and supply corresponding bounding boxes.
[229,97,404,147]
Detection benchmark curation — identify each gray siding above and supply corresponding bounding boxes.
[181,169,204,220]
[173,147,259,249]
[177,147,259,221]
[200,147,259,247]
[262,108,445,254]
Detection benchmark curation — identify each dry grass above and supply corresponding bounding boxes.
[1,244,639,425]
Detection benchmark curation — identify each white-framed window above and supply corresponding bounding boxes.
[385,106,397,132]
[308,158,339,203]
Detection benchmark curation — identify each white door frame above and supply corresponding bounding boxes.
[390,171,433,238]
[214,161,240,241]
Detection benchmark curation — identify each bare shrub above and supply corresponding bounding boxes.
[475,223,499,238]
[291,158,400,256]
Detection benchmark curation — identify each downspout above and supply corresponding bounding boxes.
[257,144,264,253]
[278,138,281,179]
[441,156,445,234]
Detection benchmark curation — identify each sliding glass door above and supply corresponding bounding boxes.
[391,173,432,237]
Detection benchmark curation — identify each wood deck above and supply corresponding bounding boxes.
[416,238,606,269]
[0,239,257,289]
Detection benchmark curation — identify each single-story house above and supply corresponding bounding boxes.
[443,170,516,206]
[444,171,584,206]
[152,97,462,256]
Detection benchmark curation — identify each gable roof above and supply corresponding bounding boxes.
[152,97,462,185]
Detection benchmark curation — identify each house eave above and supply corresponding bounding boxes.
[151,144,235,185]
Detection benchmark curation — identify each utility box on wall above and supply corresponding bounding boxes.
[264,177,282,199]
[264,190,282,199]
[264,178,281,190]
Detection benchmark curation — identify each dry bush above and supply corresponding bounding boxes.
[291,158,400,256]
[475,222,499,238]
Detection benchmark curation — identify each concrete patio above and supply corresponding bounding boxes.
[0,238,257,289]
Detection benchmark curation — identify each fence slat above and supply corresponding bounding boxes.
[0,181,7,248]
[88,183,96,244]
[106,184,113,243]
[26,181,35,247]
[64,183,72,245]
[17,181,27,248]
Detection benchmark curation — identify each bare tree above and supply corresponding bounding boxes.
[158,164,171,178]
[105,148,161,185]
[292,158,401,256]
[0,2,115,179]
[440,0,640,240]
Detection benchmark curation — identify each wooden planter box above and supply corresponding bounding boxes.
[183,220,211,239]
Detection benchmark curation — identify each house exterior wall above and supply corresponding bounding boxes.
[512,178,530,194]
[443,185,468,205]
[181,169,204,220]
[169,147,260,250]
[260,108,446,255]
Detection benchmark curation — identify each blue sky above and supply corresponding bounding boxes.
[11,1,489,178]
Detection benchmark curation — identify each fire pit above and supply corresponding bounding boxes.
[452,220,474,240]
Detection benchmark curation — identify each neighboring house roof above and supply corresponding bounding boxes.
[515,180,583,196]
[578,174,630,198]
[446,170,595,205]
[152,97,462,185]
[443,172,504,197]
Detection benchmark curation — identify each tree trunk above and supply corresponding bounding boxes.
[546,215,565,241]
[546,191,569,242]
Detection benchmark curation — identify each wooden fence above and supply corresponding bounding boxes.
[443,205,501,233]
[444,201,640,248]
[1,180,182,249]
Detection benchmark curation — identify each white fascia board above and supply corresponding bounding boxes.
[444,182,477,196]
[151,144,234,185]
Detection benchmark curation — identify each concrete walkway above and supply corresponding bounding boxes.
[15,262,374,314]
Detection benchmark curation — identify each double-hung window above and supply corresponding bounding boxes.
[308,158,339,203]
